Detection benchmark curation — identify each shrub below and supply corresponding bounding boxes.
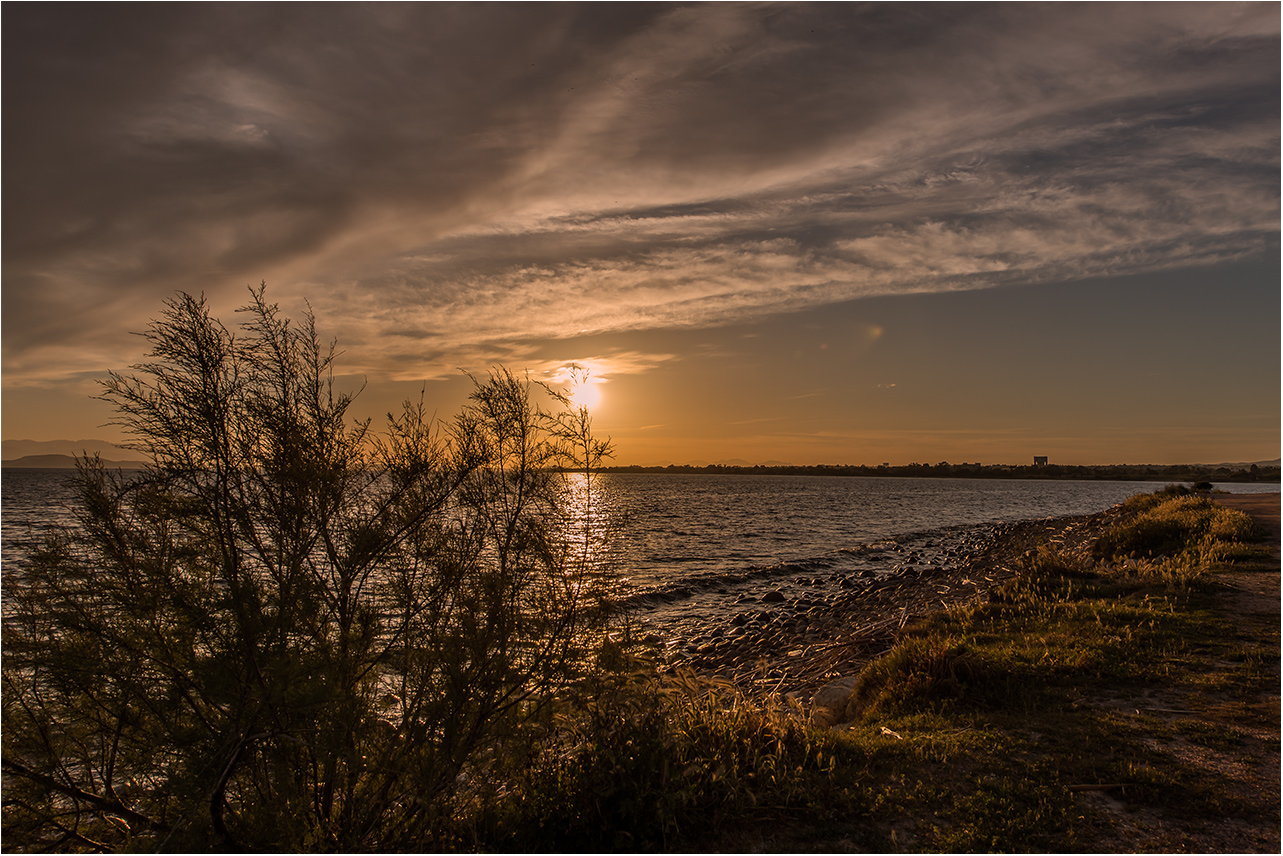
[483,670,839,851]
[1095,495,1257,561]
[1,287,615,851]
[846,637,989,717]
[989,546,1089,608]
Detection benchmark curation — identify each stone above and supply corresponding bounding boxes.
[811,675,859,727]
[761,589,786,603]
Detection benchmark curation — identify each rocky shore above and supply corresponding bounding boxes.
[650,504,1131,704]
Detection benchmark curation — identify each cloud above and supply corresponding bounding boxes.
[3,3,1277,386]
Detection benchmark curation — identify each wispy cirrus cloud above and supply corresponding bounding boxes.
[3,2,1277,388]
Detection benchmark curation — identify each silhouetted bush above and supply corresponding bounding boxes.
[1,287,615,851]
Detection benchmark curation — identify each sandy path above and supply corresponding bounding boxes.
[1210,492,1280,615]
[1213,491,1281,543]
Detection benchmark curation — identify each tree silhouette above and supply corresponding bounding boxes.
[2,286,614,850]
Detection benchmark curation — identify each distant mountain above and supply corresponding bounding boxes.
[1201,458,1281,469]
[3,454,147,469]
[2,439,135,460]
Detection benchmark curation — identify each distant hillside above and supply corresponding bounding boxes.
[2,454,148,469]
[1202,458,1281,469]
[2,439,135,460]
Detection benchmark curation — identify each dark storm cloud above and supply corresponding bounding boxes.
[4,2,1277,383]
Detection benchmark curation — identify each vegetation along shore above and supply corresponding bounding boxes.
[6,485,1276,851]
[628,488,1281,852]
[3,290,1276,852]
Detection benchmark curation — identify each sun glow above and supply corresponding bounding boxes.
[547,361,607,412]
[570,379,603,411]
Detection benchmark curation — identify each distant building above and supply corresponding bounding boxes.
[1034,456,1048,466]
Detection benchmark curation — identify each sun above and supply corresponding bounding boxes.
[569,379,603,410]
[550,362,606,411]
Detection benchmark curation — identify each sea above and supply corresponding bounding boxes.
[4,468,1276,646]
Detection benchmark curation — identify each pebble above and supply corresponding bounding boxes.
[630,518,1042,682]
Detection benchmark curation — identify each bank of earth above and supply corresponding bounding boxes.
[680,492,1280,853]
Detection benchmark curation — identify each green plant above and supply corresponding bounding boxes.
[470,668,856,851]
[845,637,993,717]
[1,287,615,851]
[1095,495,1256,562]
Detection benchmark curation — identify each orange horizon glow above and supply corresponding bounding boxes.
[2,5,1277,470]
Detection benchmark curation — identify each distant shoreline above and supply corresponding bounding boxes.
[5,455,1277,484]
[598,462,1280,483]
[2,454,148,469]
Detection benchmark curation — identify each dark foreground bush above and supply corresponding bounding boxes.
[442,668,857,852]
[1,288,616,852]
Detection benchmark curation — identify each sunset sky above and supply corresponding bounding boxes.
[3,3,1279,466]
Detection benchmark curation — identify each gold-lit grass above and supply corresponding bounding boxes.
[453,492,1275,852]
[817,494,1274,851]
[1095,491,1259,562]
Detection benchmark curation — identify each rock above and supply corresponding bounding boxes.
[811,675,859,727]
[761,589,786,603]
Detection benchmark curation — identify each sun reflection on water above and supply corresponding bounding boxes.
[558,471,632,600]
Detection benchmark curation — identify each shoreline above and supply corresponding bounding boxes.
[653,490,1281,724]
[650,503,1133,700]
[711,489,1282,852]
[599,462,1281,484]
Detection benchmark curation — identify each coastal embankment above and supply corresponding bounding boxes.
[663,493,1278,706]
[681,490,1280,852]
[661,505,1135,700]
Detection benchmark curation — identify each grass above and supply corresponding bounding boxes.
[448,492,1278,852]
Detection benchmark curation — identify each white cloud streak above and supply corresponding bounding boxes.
[4,2,1277,385]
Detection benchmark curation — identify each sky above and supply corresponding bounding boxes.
[3,2,1279,466]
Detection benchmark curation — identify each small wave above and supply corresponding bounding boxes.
[616,520,1010,613]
